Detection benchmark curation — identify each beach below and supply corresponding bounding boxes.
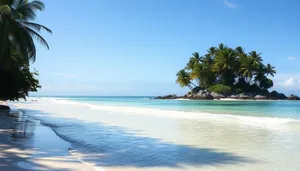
[0,109,96,171]
[1,97,300,170]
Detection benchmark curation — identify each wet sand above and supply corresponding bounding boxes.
[0,109,95,171]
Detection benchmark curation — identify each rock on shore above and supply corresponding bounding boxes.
[154,94,178,99]
[154,89,300,101]
[288,94,300,100]
[0,105,10,110]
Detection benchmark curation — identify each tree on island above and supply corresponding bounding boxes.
[0,0,51,100]
[176,44,276,97]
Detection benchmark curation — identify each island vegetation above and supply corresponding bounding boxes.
[176,44,276,98]
[157,44,299,100]
[0,0,51,101]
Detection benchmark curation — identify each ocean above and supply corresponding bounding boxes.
[12,96,300,171]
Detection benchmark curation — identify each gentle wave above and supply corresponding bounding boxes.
[47,98,300,128]
[173,98,191,101]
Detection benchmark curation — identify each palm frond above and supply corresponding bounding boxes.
[25,25,50,49]
[11,23,36,63]
[21,22,52,33]
[13,0,45,20]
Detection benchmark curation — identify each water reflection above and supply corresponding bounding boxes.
[6,110,37,141]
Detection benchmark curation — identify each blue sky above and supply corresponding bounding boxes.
[32,0,300,96]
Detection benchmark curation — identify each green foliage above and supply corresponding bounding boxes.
[208,84,232,94]
[259,78,273,90]
[213,48,237,73]
[265,64,276,77]
[234,88,244,94]
[176,43,277,94]
[176,69,193,90]
[0,0,51,67]
[0,0,50,100]
[0,50,40,100]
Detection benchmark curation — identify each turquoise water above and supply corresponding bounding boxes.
[42,96,300,119]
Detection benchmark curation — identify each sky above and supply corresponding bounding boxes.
[32,0,300,96]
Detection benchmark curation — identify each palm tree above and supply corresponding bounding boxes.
[213,48,237,72]
[176,70,194,90]
[190,63,204,87]
[207,47,217,57]
[217,43,228,51]
[239,56,256,83]
[254,64,266,84]
[190,63,215,88]
[265,64,276,77]
[0,0,52,66]
[249,51,262,65]
[185,52,201,70]
[235,46,245,55]
[201,54,214,68]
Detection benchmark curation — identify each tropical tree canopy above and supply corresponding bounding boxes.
[0,0,50,100]
[0,0,51,67]
[176,44,277,94]
[176,69,198,90]
[0,49,40,100]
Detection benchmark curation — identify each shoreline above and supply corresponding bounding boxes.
[6,98,300,170]
[0,108,96,171]
[36,98,300,128]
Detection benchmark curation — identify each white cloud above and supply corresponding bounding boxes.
[284,77,295,86]
[288,56,297,60]
[272,75,300,95]
[224,0,238,9]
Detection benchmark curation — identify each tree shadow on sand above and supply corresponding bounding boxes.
[0,109,90,171]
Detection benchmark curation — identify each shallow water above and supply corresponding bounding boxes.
[12,97,300,170]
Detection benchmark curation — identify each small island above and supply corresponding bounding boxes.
[156,44,300,100]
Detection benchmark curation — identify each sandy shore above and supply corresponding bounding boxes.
[0,108,96,171]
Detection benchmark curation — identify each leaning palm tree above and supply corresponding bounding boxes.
[190,63,215,88]
[265,63,276,77]
[190,63,204,87]
[176,69,194,90]
[0,0,52,66]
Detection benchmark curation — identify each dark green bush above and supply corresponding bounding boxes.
[208,84,232,94]
[234,88,244,94]
[0,51,40,101]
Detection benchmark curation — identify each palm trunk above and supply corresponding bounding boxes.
[191,82,197,87]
